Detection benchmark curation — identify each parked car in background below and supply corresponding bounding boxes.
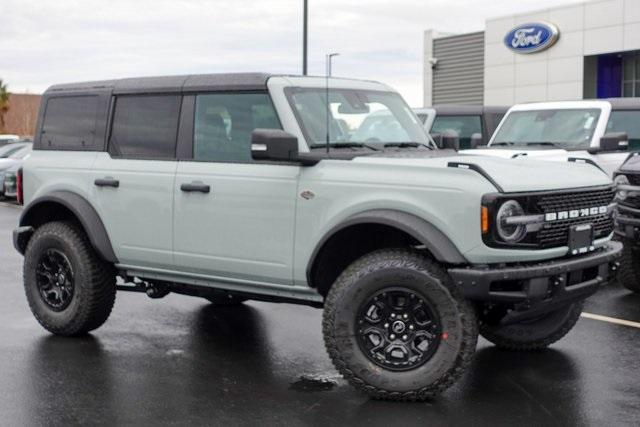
[0,134,20,146]
[460,99,640,176]
[414,105,508,149]
[613,152,640,293]
[1,164,19,199]
[0,143,32,179]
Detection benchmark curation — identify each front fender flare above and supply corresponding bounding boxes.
[306,209,468,283]
[18,191,118,263]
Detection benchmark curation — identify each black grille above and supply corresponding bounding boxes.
[621,173,640,209]
[533,187,615,248]
[625,173,640,186]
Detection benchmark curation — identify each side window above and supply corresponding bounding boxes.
[41,96,99,149]
[109,95,181,159]
[431,115,483,149]
[607,111,640,150]
[193,93,280,162]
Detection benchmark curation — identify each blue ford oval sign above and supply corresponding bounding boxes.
[504,22,560,54]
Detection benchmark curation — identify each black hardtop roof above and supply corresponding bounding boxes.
[432,104,509,115]
[606,97,640,110]
[45,73,273,95]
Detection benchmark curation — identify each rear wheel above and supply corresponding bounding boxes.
[23,221,116,336]
[616,237,640,293]
[479,302,583,351]
[323,249,478,401]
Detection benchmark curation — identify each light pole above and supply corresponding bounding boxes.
[326,52,339,77]
[302,0,308,75]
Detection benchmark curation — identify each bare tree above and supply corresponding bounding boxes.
[0,80,9,133]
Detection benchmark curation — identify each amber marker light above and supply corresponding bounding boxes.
[481,206,489,234]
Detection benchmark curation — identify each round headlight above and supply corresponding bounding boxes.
[496,200,526,243]
[614,174,630,201]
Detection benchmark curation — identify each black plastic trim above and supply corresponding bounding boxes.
[568,157,607,175]
[447,161,504,192]
[18,191,118,263]
[306,209,467,286]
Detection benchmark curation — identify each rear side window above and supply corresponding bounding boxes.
[41,96,99,149]
[109,95,181,159]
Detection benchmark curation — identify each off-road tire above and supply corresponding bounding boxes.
[23,221,116,336]
[205,296,247,306]
[322,249,478,401]
[479,302,583,351]
[616,237,640,293]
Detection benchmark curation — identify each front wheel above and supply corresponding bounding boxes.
[23,221,116,336]
[323,249,478,401]
[616,237,640,293]
[479,302,583,351]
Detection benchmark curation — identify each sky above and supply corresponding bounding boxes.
[0,0,584,106]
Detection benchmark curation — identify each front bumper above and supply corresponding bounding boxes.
[448,241,622,324]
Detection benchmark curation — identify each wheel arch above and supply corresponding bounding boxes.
[306,209,467,296]
[17,190,118,263]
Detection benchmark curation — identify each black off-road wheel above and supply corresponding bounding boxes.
[616,237,640,293]
[479,302,583,351]
[322,249,478,401]
[23,221,116,336]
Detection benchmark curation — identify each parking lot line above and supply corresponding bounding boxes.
[581,312,640,329]
[0,201,20,209]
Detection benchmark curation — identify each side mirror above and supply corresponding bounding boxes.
[598,132,629,153]
[469,133,484,149]
[440,130,460,151]
[251,129,300,162]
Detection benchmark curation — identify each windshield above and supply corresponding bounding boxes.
[286,88,432,148]
[0,143,27,158]
[491,109,601,149]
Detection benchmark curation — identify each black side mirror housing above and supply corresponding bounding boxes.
[251,129,300,162]
[440,130,460,151]
[469,133,484,149]
[596,132,629,153]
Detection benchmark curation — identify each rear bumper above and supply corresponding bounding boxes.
[448,241,622,324]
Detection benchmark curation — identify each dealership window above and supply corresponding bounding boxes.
[193,93,280,162]
[109,95,181,159]
[622,54,640,97]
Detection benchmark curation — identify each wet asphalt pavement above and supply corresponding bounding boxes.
[0,202,639,426]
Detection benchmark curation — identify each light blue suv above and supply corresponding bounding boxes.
[13,73,621,401]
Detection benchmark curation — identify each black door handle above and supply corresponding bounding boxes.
[94,178,119,188]
[180,182,210,194]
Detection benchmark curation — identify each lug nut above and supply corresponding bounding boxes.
[390,334,396,340]
[403,314,408,319]
[409,325,414,330]
[402,335,408,340]
[391,313,396,318]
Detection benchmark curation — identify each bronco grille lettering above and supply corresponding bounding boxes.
[544,206,608,222]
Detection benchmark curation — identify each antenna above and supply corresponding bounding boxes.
[325,53,339,154]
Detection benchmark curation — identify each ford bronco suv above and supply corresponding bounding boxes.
[613,153,640,293]
[460,99,640,176]
[14,74,622,401]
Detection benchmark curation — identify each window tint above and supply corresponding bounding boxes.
[109,95,181,159]
[194,93,280,162]
[607,111,640,150]
[431,115,482,149]
[41,96,98,149]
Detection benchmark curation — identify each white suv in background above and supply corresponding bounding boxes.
[460,99,639,176]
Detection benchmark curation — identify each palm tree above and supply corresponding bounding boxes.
[0,80,10,133]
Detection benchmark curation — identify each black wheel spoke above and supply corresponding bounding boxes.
[35,249,75,312]
[356,287,441,371]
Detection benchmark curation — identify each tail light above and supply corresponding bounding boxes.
[16,167,23,205]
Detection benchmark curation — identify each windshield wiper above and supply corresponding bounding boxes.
[309,142,380,151]
[526,142,562,148]
[383,142,432,149]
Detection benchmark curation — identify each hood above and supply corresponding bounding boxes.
[0,158,19,172]
[619,153,640,173]
[458,147,570,160]
[352,152,611,193]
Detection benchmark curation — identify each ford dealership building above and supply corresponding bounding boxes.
[423,0,640,106]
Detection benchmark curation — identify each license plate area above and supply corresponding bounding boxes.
[568,224,594,255]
